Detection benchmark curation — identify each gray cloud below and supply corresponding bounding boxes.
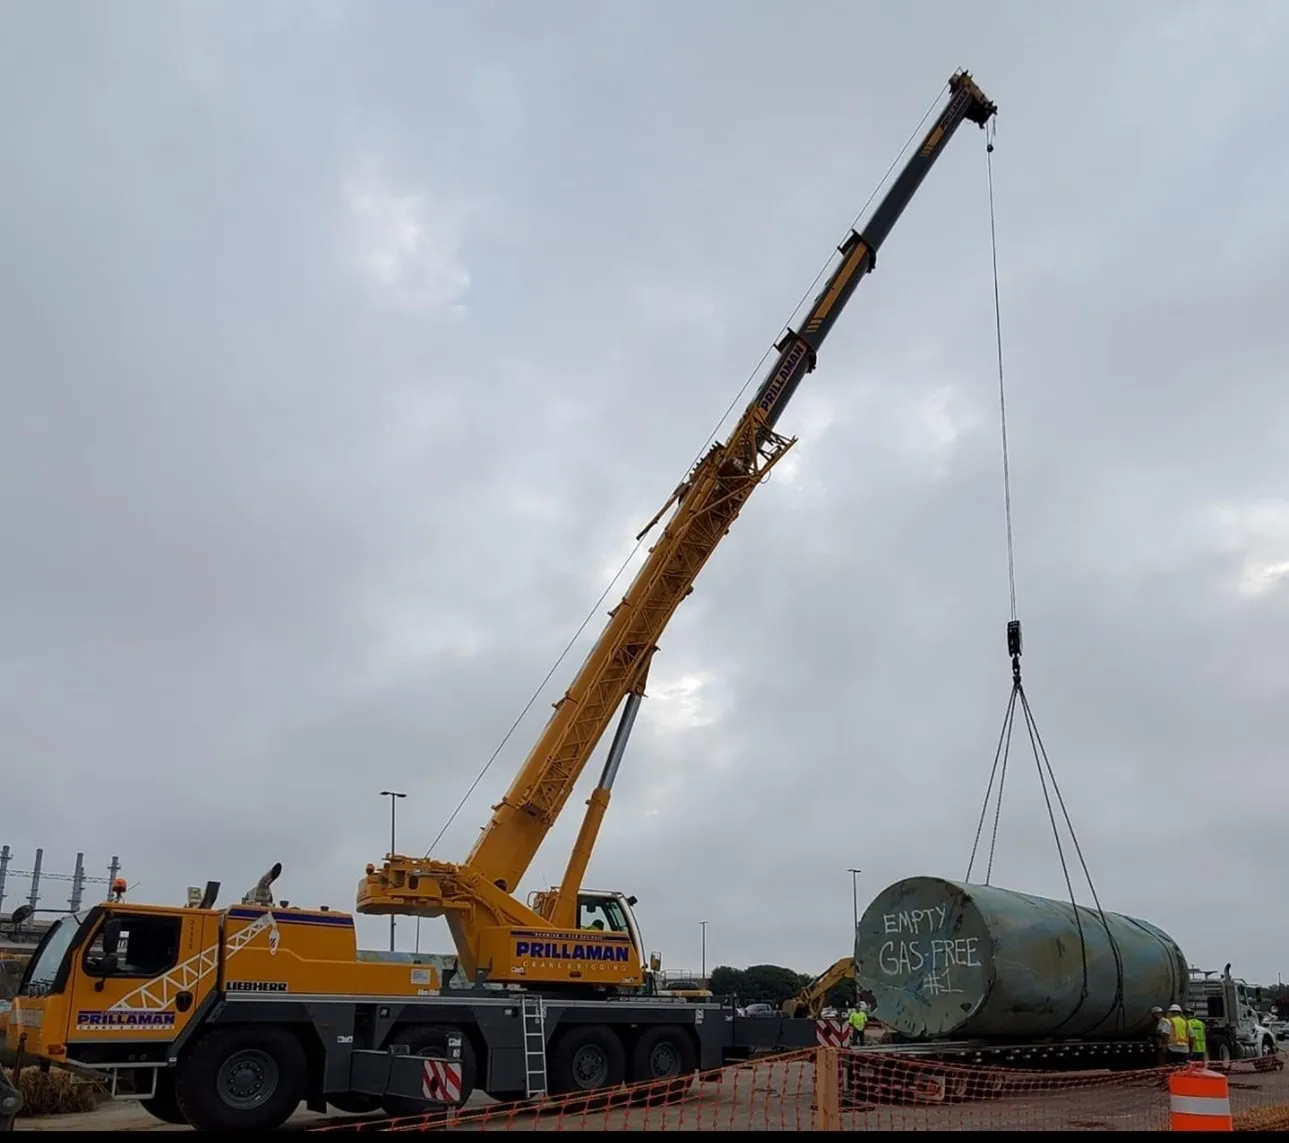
[3,0,1288,988]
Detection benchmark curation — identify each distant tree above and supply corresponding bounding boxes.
[742,964,811,1007]
[1262,983,1289,1009]
[708,965,745,999]
[710,962,873,1013]
[708,964,810,1007]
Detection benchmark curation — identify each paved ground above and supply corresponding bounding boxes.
[15,1102,347,1132]
[15,1054,1289,1132]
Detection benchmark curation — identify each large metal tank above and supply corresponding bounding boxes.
[855,876,1188,1042]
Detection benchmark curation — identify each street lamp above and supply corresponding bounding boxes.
[380,790,407,952]
[700,920,709,985]
[847,869,862,934]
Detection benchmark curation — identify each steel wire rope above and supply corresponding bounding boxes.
[963,120,1128,1033]
[422,82,951,859]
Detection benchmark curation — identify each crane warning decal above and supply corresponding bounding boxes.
[815,1018,848,1048]
[421,1059,463,1105]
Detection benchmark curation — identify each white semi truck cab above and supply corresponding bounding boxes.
[1187,965,1278,1062]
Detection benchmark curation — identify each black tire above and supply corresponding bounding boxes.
[140,1070,188,1125]
[380,1024,476,1118]
[549,1026,626,1096]
[175,1025,307,1132]
[1261,1035,1277,1057]
[1209,1033,1234,1065]
[629,1025,697,1085]
[327,1092,383,1115]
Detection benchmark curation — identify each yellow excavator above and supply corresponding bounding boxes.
[781,957,876,1019]
[356,70,998,994]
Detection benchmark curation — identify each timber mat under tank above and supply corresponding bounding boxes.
[855,876,1188,1041]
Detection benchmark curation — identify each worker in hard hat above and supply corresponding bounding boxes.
[1151,1006,1170,1067]
[848,1002,869,1047]
[1185,1007,1207,1063]
[1166,1004,1190,1066]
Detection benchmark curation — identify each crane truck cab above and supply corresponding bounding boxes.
[2,866,477,1132]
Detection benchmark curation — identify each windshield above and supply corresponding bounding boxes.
[21,913,84,998]
[579,896,629,934]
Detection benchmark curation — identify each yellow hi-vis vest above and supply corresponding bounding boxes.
[1169,1015,1189,1050]
[849,1009,868,1032]
[1188,1017,1207,1053]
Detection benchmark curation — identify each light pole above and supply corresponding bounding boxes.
[380,790,407,952]
[700,920,709,984]
[847,869,862,934]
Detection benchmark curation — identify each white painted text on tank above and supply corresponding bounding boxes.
[881,906,949,935]
[877,936,980,977]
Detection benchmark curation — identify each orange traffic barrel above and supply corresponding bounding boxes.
[1169,1064,1232,1132]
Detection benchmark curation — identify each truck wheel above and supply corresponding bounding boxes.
[175,1025,307,1132]
[380,1025,476,1117]
[140,1071,188,1125]
[549,1026,626,1096]
[630,1025,697,1085]
[1209,1034,1234,1065]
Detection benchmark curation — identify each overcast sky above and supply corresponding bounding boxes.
[3,0,1288,989]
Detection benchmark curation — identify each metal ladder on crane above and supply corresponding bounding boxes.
[521,993,548,1099]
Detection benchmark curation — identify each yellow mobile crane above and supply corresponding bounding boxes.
[357,70,997,992]
[3,72,995,1131]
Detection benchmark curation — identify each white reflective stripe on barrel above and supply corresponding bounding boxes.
[1170,1094,1232,1117]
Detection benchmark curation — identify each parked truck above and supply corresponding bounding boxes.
[2,71,997,1132]
[1187,965,1279,1063]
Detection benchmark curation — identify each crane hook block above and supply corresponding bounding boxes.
[1006,619,1022,660]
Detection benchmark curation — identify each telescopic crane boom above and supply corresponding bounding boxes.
[357,72,997,989]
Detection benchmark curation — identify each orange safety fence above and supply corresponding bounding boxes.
[833,1048,1287,1132]
[308,1047,1289,1132]
[311,1050,821,1132]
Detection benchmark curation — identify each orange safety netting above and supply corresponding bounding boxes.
[312,1050,819,1133]
[833,1049,1285,1132]
[308,1047,1289,1132]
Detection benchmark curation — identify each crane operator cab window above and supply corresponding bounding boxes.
[578,897,629,934]
[83,913,181,978]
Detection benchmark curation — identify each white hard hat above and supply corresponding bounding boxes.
[1168,1004,1183,1013]
[858,1001,869,1012]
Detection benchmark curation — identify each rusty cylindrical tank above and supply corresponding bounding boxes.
[855,876,1188,1041]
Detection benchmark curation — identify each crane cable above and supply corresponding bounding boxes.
[962,121,1128,1032]
[422,82,952,859]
